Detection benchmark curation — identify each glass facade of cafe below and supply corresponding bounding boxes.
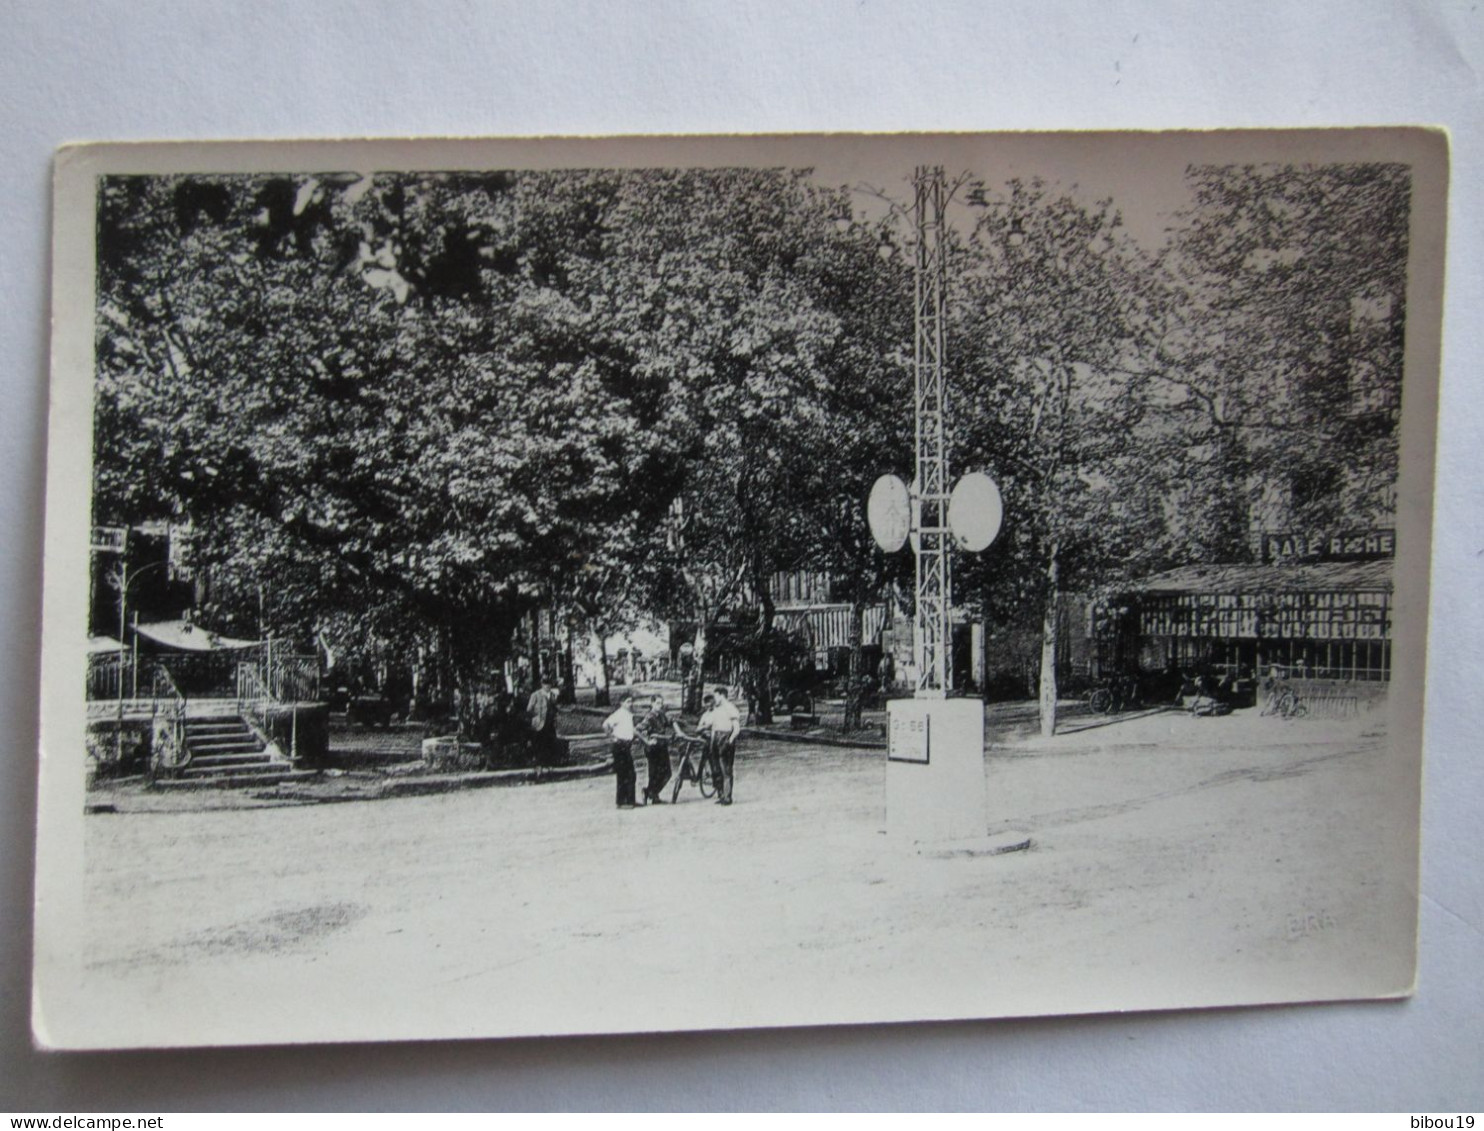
[1095,560,1393,683]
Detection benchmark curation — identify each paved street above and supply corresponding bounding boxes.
[69,703,1417,1048]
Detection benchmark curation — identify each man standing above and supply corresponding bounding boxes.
[526,675,559,764]
[636,694,673,804]
[689,691,719,800]
[708,684,742,806]
[603,693,639,809]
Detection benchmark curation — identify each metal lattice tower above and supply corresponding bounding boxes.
[913,166,952,696]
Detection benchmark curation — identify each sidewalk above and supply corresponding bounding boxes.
[86,695,1384,814]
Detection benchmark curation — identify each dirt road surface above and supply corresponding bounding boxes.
[70,704,1416,1047]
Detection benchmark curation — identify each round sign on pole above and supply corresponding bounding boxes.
[948,472,1003,552]
[867,474,912,553]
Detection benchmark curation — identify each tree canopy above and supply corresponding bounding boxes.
[94,160,1410,732]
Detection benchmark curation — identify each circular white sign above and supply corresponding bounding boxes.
[948,472,1003,552]
[867,474,912,553]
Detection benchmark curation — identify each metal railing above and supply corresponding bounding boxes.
[1294,691,1363,719]
[1260,678,1379,720]
[88,644,322,704]
[87,651,132,701]
[266,653,320,703]
[236,661,272,735]
[236,654,313,763]
[151,665,190,770]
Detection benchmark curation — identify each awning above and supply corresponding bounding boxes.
[1118,560,1393,596]
[86,635,123,655]
[775,604,889,651]
[133,620,262,652]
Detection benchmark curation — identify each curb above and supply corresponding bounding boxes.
[268,761,613,804]
[740,726,885,750]
[566,703,886,751]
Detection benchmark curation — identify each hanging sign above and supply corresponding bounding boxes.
[947,472,1003,552]
[867,474,912,553]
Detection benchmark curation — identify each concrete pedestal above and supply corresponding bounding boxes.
[886,696,987,844]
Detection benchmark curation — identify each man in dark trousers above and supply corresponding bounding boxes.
[526,675,559,764]
[636,694,673,804]
[602,694,639,809]
[708,685,742,806]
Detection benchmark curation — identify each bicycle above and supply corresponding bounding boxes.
[667,725,718,803]
[1089,673,1141,715]
[1261,677,1309,719]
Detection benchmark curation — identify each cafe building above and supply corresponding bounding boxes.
[1093,529,1395,684]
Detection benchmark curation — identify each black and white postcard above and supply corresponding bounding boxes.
[35,131,1446,1048]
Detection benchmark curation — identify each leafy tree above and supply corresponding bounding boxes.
[95,170,695,729]
[1147,163,1409,549]
[953,179,1161,736]
[96,166,918,731]
[947,163,1409,738]
[791,196,914,729]
[598,170,866,720]
[558,529,658,708]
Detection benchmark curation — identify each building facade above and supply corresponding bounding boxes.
[1094,530,1394,683]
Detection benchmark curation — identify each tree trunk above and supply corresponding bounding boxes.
[975,612,989,698]
[750,587,777,725]
[527,608,542,685]
[452,658,480,741]
[843,597,866,732]
[593,628,611,707]
[559,615,576,705]
[1039,542,1060,738]
[686,622,707,714]
[444,610,498,740]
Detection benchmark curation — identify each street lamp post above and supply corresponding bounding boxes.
[112,556,169,762]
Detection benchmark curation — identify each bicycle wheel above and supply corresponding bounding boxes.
[1289,700,1309,719]
[1089,688,1114,714]
[698,756,717,799]
[1276,690,1297,718]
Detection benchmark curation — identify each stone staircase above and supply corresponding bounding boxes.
[155,714,298,788]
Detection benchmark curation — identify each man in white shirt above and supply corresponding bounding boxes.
[684,692,719,801]
[602,694,639,809]
[707,685,742,806]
